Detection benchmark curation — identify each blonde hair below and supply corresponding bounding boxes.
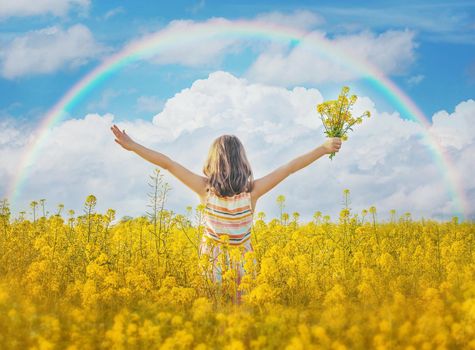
[203,134,254,197]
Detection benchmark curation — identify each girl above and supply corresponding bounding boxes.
[110,124,341,303]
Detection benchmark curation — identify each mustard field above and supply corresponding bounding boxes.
[0,185,474,349]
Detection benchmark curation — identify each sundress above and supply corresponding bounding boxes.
[198,188,256,303]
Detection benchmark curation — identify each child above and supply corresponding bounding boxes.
[110,125,341,304]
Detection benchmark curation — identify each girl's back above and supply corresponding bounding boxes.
[202,189,254,246]
[199,188,255,304]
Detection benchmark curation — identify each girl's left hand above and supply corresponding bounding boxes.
[322,137,342,154]
[110,124,136,151]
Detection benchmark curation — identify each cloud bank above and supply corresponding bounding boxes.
[0,24,105,79]
[1,11,419,82]
[0,0,89,19]
[1,71,473,222]
[126,14,418,86]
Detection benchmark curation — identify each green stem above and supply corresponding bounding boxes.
[340,97,353,132]
[319,115,330,134]
[342,119,358,135]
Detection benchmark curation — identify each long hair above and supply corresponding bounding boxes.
[203,134,254,197]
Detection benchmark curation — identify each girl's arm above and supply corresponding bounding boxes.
[111,125,208,198]
[251,137,341,201]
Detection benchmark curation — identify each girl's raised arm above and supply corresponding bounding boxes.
[110,125,208,198]
[251,137,342,201]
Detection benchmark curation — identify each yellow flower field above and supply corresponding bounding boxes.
[0,181,474,349]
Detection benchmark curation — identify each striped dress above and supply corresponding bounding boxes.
[198,188,256,303]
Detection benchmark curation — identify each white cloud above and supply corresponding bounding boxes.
[104,6,125,20]
[128,17,244,67]
[138,10,323,66]
[428,99,475,150]
[314,4,475,45]
[121,13,417,85]
[1,72,473,222]
[0,118,22,147]
[0,24,105,79]
[85,87,137,112]
[86,89,121,111]
[186,0,206,15]
[407,74,425,86]
[152,71,323,145]
[136,96,164,114]
[0,0,89,19]
[254,9,325,31]
[245,28,418,86]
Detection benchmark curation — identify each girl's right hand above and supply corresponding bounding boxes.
[111,124,137,151]
[322,137,342,154]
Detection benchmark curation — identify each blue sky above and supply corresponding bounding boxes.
[0,0,474,221]
[1,0,474,122]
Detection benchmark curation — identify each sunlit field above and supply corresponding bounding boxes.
[0,169,474,350]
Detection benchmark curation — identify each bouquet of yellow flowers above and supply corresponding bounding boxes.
[317,86,371,159]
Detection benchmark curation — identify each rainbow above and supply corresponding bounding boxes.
[5,19,469,219]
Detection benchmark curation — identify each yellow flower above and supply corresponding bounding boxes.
[316,86,369,159]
